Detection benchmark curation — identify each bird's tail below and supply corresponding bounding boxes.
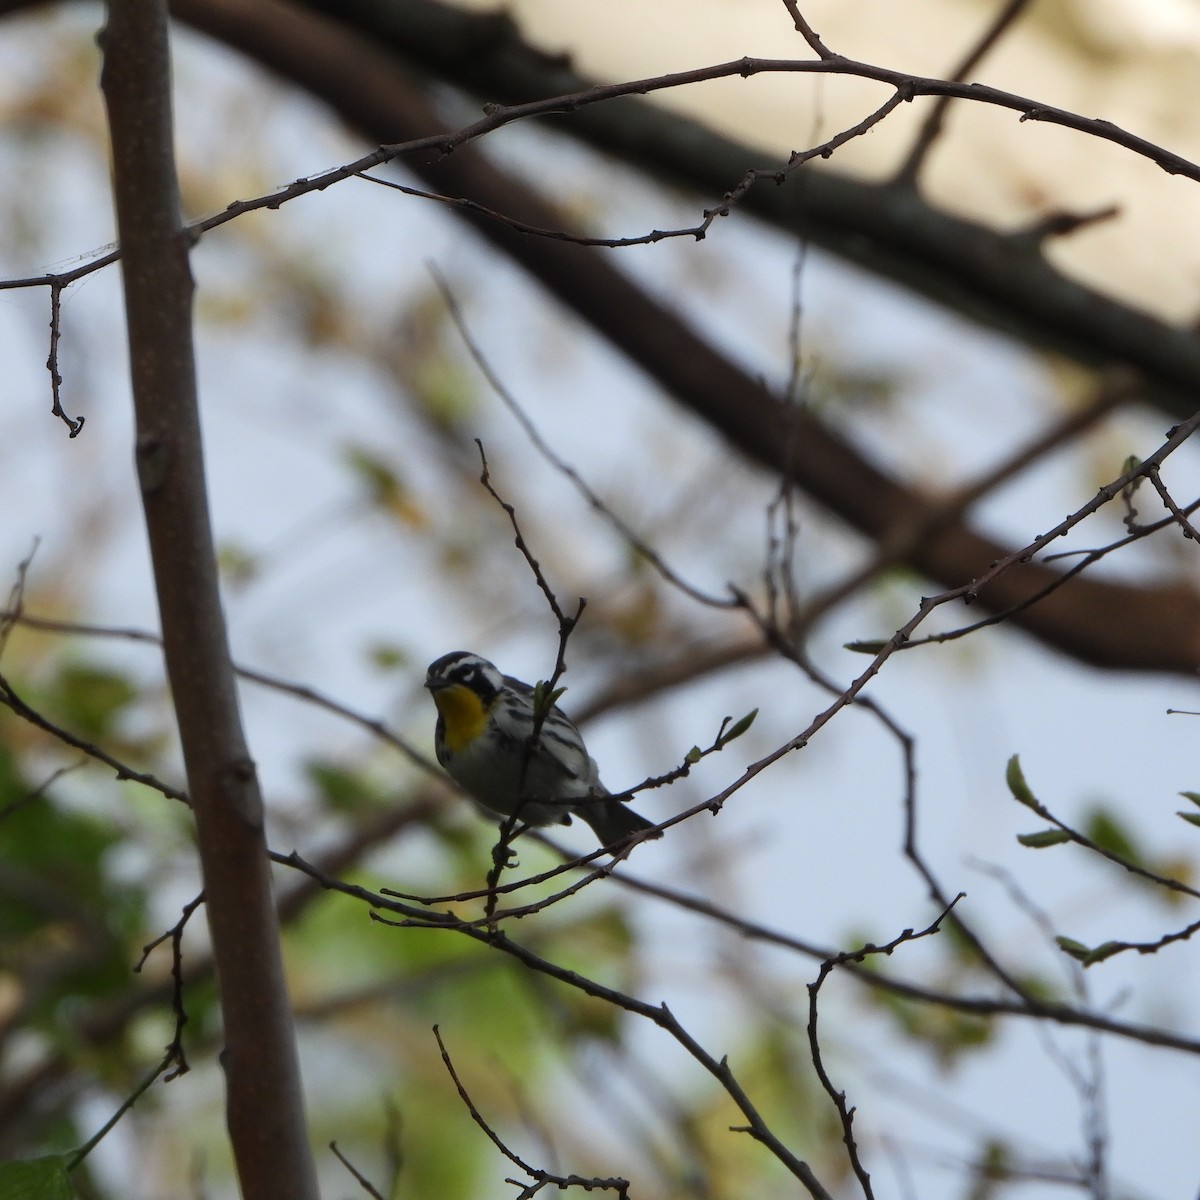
[576,792,662,847]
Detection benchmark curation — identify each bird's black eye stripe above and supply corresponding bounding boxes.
[430,652,501,704]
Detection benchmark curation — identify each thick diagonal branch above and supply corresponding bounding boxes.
[169,0,1200,674]
[293,0,1200,420]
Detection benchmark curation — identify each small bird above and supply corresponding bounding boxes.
[424,650,660,847]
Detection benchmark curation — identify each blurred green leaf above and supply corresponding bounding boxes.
[0,765,147,1034]
[411,359,480,435]
[966,1138,1012,1200]
[1178,811,1200,828]
[216,541,259,588]
[38,662,137,743]
[1082,806,1142,864]
[1013,973,1061,1004]
[343,444,426,525]
[304,758,384,813]
[0,1156,75,1200]
[1120,454,1143,496]
[366,641,409,671]
[872,988,995,1068]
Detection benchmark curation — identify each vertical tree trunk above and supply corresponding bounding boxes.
[100,3,320,1195]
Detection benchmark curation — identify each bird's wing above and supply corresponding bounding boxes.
[496,676,603,790]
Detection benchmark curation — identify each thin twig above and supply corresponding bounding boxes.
[896,0,1032,185]
[330,1142,387,1200]
[0,539,40,660]
[135,891,205,1079]
[523,847,1200,1055]
[1147,466,1200,541]
[0,669,188,804]
[778,0,835,58]
[796,368,1135,641]
[66,1051,175,1170]
[433,270,735,609]
[475,440,574,627]
[434,1028,631,1197]
[807,900,964,1199]
[0,761,86,825]
[0,608,434,770]
[46,281,85,437]
[282,852,834,1198]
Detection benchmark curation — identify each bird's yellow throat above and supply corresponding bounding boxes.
[432,684,490,753]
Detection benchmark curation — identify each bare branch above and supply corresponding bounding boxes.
[807,902,964,1199]
[896,0,1032,186]
[0,669,188,804]
[474,440,576,629]
[46,281,84,436]
[281,852,835,1198]
[434,1026,632,1196]
[777,1,835,58]
[434,271,733,609]
[65,1051,177,1171]
[330,1142,388,1200]
[135,891,206,1080]
[1147,466,1200,542]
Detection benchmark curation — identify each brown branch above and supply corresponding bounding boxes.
[806,903,964,1199]
[778,1,834,58]
[434,1027,633,1197]
[134,891,205,1079]
[282,856,836,1199]
[46,281,84,436]
[0,0,1194,683]
[157,0,1200,675]
[0,608,435,769]
[99,3,318,1196]
[572,855,1200,1056]
[1147,466,1200,542]
[6,0,1200,435]
[0,669,188,804]
[330,1142,387,1200]
[279,0,1200,423]
[437,277,731,610]
[895,0,1032,186]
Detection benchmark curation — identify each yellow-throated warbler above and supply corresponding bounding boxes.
[425,650,660,846]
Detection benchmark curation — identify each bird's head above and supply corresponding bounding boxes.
[424,651,504,753]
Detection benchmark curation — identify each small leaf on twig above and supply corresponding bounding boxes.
[1177,811,1200,829]
[1082,941,1124,966]
[1055,936,1091,961]
[718,708,758,746]
[1179,791,1200,808]
[1005,755,1039,809]
[1017,829,1071,848]
[531,681,566,715]
[844,639,888,654]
